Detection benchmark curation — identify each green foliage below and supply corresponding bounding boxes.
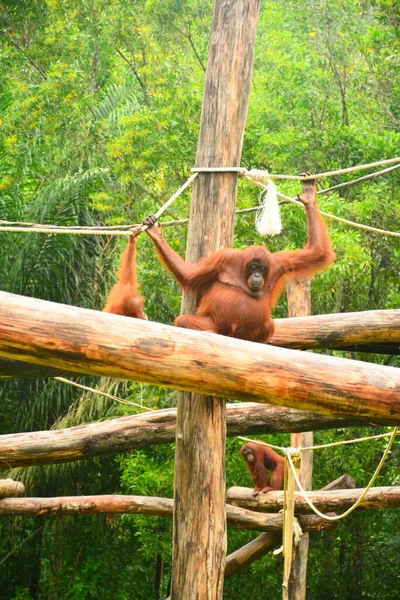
[0,0,399,597]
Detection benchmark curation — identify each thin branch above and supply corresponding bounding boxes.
[1,34,47,80]
[173,23,206,72]
[115,47,151,107]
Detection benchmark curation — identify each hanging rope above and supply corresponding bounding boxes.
[286,426,398,522]
[282,449,301,600]
[236,428,398,522]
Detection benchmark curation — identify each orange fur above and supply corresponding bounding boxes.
[103,236,146,319]
[240,442,285,495]
[144,188,334,342]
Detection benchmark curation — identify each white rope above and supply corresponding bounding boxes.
[154,172,198,219]
[54,377,153,411]
[244,157,400,181]
[277,191,400,237]
[1,159,399,236]
[0,226,131,235]
[237,430,399,454]
[316,162,400,195]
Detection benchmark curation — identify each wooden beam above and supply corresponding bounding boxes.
[0,356,71,379]
[0,495,334,533]
[226,486,400,512]
[224,533,281,578]
[0,404,363,469]
[0,479,25,498]
[271,309,400,353]
[0,293,399,424]
[0,309,398,380]
[322,474,355,490]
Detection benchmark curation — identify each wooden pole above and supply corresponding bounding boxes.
[287,275,313,600]
[0,294,399,423]
[0,404,363,469]
[170,1,260,598]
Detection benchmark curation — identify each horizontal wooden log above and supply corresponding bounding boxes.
[0,404,363,469]
[271,310,400,353]
[0,479,25,498]
[0,293,399,424]
[226,486,400,512]
[1,309,398,380]
[0,494,334,532]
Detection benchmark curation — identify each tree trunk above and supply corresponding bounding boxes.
[170,1,260,598]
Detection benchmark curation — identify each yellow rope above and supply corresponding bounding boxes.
[54,376,153,411]
[282,450,301,600]
[286,426,398,521]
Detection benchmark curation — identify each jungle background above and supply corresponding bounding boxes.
[0,0,399,598]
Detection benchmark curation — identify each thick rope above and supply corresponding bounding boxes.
[237,430,399,454]
[243,157,400,181]
[54,376,153,411]
[191,166,247,173]
[282,450,301,600]
[1,160,399,237]
[277,191,400,237]
[316,162,400,195]
[154,172,198,219]
[286,427,397,521]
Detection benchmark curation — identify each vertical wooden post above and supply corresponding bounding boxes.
[170,1,260,599]
[287,276,313,600]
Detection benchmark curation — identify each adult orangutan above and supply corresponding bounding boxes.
[240,442,285,496]
[103,230,147,319]
[142,178,334,342]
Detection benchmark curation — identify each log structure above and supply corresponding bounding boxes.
[224,474,356,580]
[0,404,363,469]
[0,479,25,498]
[0,293,399,424]
[271,309,400,354]
[226,486,400,512]
[170,0,261,597]
[0,308,397,380]
[0,495,334,533]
